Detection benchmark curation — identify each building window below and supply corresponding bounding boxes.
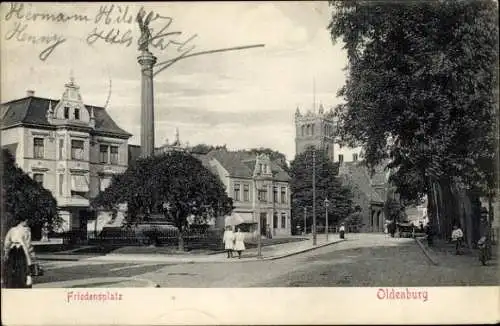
[273,212,278,229]
[233,183,241,201]
[74,108,80,120]
[33,138,44,159]
[110,146,119,164]
[243,184,249,201]
[59,139,64,160]
[281,212,286,228]
[64,106,70,119]
[311,124,315,135]
[353,153,358,162]
[273,186,278,203]
[99,145,109,163]
[59,174,64,196]
[33,173,44,187]
[258,189,267,202]
[301,125,305,136]
[71,139,84,160]
[338,154,344,164]
[306,125,311,135]
[280,187,287,203]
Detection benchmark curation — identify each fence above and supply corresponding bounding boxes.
[55,227,225,250]
[298,225,361,235]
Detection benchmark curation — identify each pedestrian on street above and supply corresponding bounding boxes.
[389,221,396,238]
[234,227,246,259]
[339,223,346,239]
[223,226,235,258]
[425,222,434,246]
[2,216,37,288]
[451,224,464,255]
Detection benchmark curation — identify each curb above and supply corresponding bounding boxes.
[34,276,159,288]
[264,239,345,260]
[415,237,439,266]
[84,239,346,264]
[37,256,81,262]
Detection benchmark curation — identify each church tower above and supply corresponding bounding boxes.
[294,104,336,161]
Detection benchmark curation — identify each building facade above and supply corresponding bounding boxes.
[195,149,292,237]
[1,78,132,235]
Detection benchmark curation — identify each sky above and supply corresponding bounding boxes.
[1,1,348,160]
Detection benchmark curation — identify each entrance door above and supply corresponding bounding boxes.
[79,210,90,241]
[260,213,267,236]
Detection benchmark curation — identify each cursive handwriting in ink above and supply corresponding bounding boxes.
[153,44,265,77]
[94,4,135,25]
[87,27,133,47]
[4,22,66,61]
[4,3,91,23]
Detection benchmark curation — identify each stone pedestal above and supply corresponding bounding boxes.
[138,51,157,157]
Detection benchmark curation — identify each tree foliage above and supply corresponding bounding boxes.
[328,0,498,202]
[290,147,354,229]
[91,151,233,250]
[1,149,60,239]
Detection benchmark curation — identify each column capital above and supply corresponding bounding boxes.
[137,51,157,67]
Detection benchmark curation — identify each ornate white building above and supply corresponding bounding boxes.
[1,77,132,236]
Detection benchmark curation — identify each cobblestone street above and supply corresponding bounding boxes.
[136,234,498,287]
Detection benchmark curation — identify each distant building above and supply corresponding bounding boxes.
[294,105,390,232]
[295,104,336,161]
[1,78,132,235]
[194,149,292,237]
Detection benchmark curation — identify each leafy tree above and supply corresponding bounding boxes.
[328,0,498,237]
[1,149,60,241]
[91,151,233,250]
[248,147,289,172]
[344,206,364,232]
[189,143,228,154]
[290,146,353,231]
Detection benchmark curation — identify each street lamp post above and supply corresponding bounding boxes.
[324,198,330,241]
[253,175,263,258]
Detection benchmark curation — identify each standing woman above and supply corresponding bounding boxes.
[234,227,246,259]
[3,217,36,288]
[223,226,235,258]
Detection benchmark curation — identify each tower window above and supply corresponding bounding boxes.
[64,107,69,119]
[301,125,305,136]
[311,124,315,135]
[338,154,344,164]
[74,108,80,120]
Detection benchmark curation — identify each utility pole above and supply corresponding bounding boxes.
[303,206,307,235]
[312,149,317,246]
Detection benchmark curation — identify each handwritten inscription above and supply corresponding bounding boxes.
[3,2,264,75]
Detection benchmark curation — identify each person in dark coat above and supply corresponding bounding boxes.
[3,217,36,288]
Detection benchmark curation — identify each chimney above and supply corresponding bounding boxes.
[26,90,35,97]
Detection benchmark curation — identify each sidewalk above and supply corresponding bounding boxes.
[83,234,344,264]
[415,236,498,267]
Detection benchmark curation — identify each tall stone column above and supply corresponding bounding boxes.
[138,50,157,157]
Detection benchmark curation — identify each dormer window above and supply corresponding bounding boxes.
[64,107,69,119]
[74,108,80,120]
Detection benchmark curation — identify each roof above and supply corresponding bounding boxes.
[204,149,291,182]
[1,96,132,138]
[339,161,387,204]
